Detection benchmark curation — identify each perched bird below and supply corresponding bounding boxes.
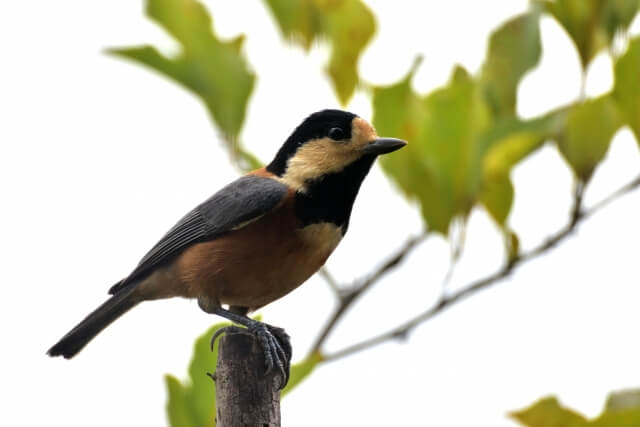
[47,109,406,386]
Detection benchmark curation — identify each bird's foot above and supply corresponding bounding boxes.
[210,324,249,350]
[210,322,292,389]
[249,322,292,388]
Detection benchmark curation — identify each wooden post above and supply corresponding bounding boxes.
[215,330,281,427]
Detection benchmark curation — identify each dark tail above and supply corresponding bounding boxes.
[47,286,139,359]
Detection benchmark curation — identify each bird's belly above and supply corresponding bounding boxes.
[218,222,343,310]
[177,218,343,311]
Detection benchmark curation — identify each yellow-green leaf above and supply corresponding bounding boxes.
[512,390,640,427]
[543,0,607,69]
[374,57,569,234]
[605,389,640,412]
[592,389,640,426]
[479,111,564,225]
[165,374,199,427]
[263,0,375,104]
[420,67,493,227]
[281,351,323,397]
[613,37,640,143]
[542,0,639,70]
[165,322,230,427]
[592,408,640,426]
[374,63,492,234]
[601,0,640,44]
[480,175,514,226]
[165,316,321,427]
[109,0,255,142]
[480,9,542,116]
[372,57,427,199]
[185,323,227,427]
[556,95,622,181]
[262,0,319,49]
[510,396,589,427]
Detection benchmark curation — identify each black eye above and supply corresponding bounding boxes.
[328,127,345,140]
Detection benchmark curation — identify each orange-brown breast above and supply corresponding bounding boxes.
[174,191,343,311]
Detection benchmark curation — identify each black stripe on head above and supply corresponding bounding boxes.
[267,109,358,176]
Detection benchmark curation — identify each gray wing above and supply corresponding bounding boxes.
[108,175,288,294]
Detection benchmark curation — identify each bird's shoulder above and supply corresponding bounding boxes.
[195,170,289,231]
[109,170,289,294]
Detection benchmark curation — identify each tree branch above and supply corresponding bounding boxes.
[215,331,281,426]
[309,232,429,353]
[318,267,343,298]
[321,173,640,362]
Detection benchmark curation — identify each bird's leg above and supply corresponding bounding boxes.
[209,306,292,389]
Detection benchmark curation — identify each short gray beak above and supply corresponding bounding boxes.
[363,137,407,155]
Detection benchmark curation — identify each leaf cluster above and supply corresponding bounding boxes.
[375,2,640,247]
[512,389,640,427]
[164,319,321,425]
[107,0,640,424]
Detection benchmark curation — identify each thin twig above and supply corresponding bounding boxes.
[318,267,343,298]
[321,173,640,362]
[583,173,640,219]
[309,232,429,353]
[441,218,467,290]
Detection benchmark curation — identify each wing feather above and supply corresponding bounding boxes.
[109,175,287,294]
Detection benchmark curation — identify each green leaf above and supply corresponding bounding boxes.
[235,146,265,171]
[589,390,640,427]
[476,112,563,259]
[419,65,493,225]
[109,0,255,147]
[372,57,427,200]
[592,408,640,426]
[480,175,514,226]
[601,0,640,44]
[263,0,375,104]
[185,324,226,427]
[479,111,564,225]
[510,396,589,427]
[480,9,542,116]
[281,351,323,397]
[605,389,640,412]
[613,37,640,143]
[592,389,640,426]
[542,0,639,70]
[543,0,607,70]
[374,57,570,234]
[165,322,230,427]
[165,374,199,427]
[374,62,492,234]
[262,0,319,49]
[591,390,640,427]
[512,390,640,427]
[556,95,622,181]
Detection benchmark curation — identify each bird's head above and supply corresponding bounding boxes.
[266,109,406,191]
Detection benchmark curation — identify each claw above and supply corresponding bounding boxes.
[267,325,292,363]
[210,325,247,351]
[247,322,292,389]
[210,322,292,389]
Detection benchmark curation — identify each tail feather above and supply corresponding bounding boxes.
[47,286,138,359]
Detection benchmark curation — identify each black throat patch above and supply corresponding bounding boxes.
[294,154,377,233]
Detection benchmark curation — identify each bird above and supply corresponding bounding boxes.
[47,109,406,387]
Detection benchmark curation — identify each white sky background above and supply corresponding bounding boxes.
[2,1,640,426]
